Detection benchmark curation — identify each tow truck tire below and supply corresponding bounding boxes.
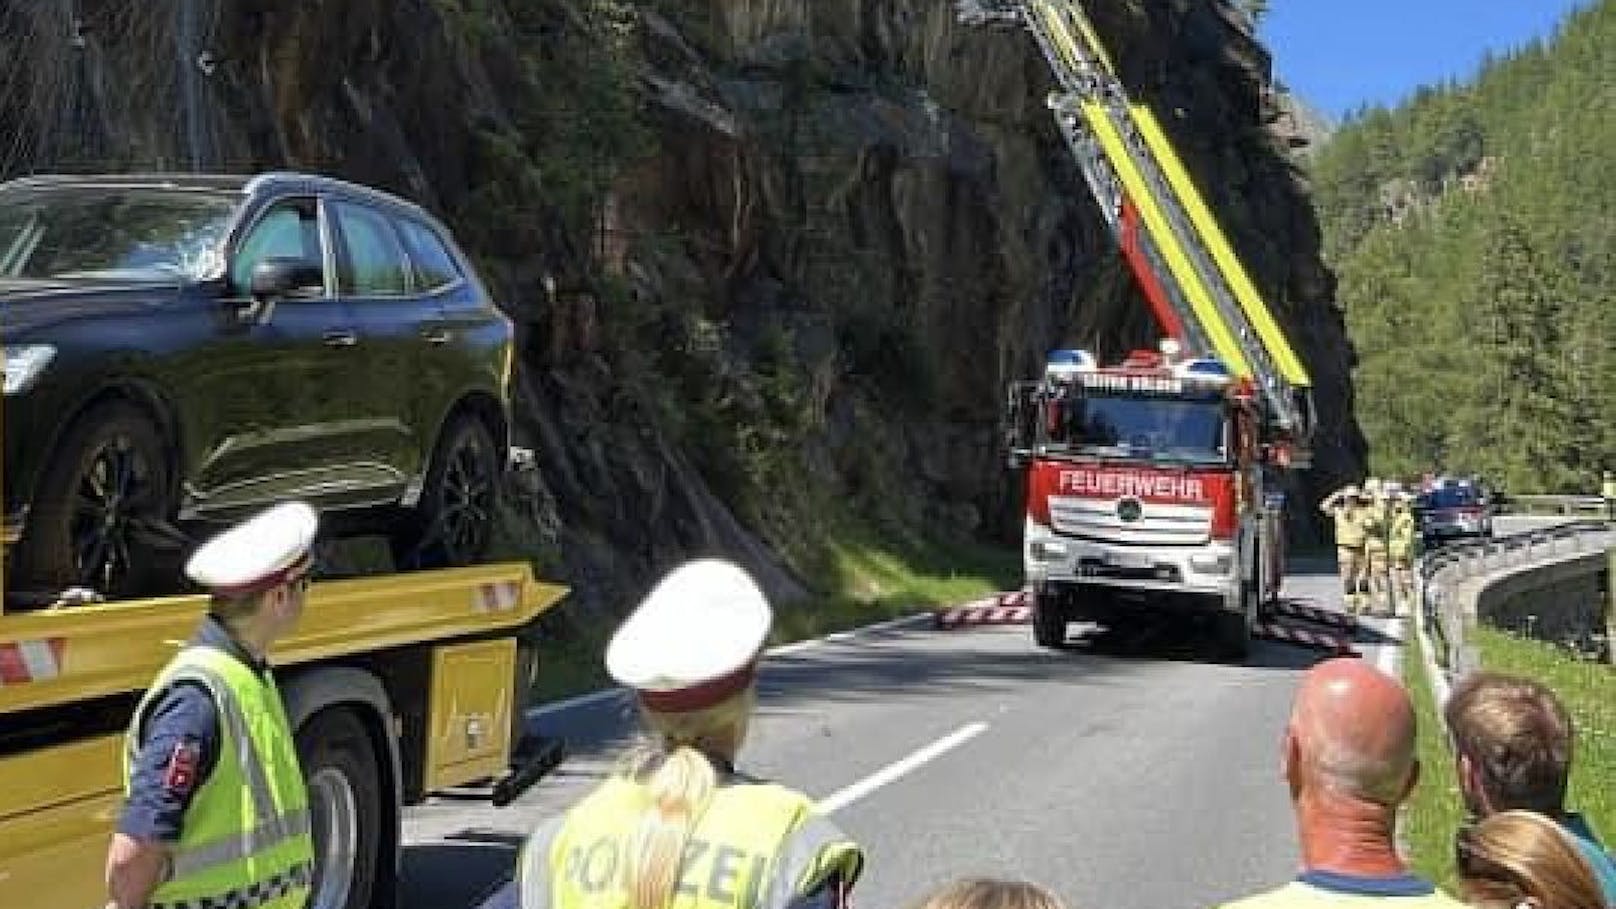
[1033,591,1067,649]
[296,709,382,909]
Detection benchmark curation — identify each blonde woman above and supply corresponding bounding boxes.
[515,559,865,909]
[908,878,1066,909]
[1455,810,1606,909]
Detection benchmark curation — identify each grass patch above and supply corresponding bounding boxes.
[773,533,1022,642]
[528,534,1020,705]
[1475,626,1616,839]
[1402,623,1465,892]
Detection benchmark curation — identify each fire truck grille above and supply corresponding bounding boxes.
[1047,496,1212,545]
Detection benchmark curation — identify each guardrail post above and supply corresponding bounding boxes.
[1606,546,1615,666]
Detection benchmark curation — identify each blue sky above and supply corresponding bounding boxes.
[1258,1,1592,121]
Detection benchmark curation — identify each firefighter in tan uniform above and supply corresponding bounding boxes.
[1320,484,1368,614]
[1359,478,1392,616]
[1388,492,1418,614]
[515,559,864,909]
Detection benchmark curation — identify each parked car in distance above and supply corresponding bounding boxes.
[2,172,516,602]
[1416,477,1494,547]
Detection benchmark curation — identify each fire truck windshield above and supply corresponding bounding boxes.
[1051,394,1228,465]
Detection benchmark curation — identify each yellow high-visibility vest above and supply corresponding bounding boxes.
[519,774,864,909]
[1389,510,1417,555]
[122,646,314,909]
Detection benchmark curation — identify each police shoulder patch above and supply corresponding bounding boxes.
[162,739,201,793]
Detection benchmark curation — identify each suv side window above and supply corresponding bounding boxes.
[232,198,324,295]
[397,218,462,292]
[332,200,410,296]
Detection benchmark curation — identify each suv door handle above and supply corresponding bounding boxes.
[323,330,359,348]
[421,327,453,345]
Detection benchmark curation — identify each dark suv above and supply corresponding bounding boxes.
[2,172,515,600]
[1416,478,1494,547]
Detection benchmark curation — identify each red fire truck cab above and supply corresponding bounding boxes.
[1005,344,1287,659]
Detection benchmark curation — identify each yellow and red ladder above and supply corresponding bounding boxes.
[960,0,1315,453]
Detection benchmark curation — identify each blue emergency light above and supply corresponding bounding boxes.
[1176,357,1230,380]
[1045,348,1097,381]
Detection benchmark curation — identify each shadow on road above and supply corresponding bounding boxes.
[402,831,524,909]
[414,570,1364,907]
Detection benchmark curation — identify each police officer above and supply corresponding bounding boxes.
[517,559,865,909]
[1388,492,1418,615]
[1320,484,1367,614]
[106,503,317,909]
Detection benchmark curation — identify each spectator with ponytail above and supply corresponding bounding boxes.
[1456,810,1606,909]
[514,559,865,909]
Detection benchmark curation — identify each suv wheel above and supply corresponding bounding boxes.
[392,413,498,569]
[12,402,173,599]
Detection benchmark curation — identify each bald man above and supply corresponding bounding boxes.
[1220,659,1466,909]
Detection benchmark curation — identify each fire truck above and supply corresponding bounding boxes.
[965,0,1315,657]
[1006,345,1286,657]
[0,374,568,909]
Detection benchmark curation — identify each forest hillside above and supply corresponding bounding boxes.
[1310,0,1613,493]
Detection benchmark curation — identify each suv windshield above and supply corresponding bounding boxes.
[1051,394,1228,465]
[0,185,238,282]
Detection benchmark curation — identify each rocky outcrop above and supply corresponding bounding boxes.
[0,0,1364,617]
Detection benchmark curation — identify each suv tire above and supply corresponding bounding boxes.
[392,413,498,569]
[11,401,174,599]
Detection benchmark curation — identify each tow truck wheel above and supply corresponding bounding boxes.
[297,709,382,909]
[1032,591,1067,649]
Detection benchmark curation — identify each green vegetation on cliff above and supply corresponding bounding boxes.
[1311,1,1614,492]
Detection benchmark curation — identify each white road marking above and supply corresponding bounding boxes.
[1371,616,1405,678]
[526,613,933,719]
[815,722,989,815]
[527,686,627,718]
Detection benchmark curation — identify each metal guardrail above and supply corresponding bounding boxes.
[1419,519,1615,674]
[1496,494,1610,517]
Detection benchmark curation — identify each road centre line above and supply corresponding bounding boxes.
[816,722,989,815]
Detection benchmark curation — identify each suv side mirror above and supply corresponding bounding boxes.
[250,257,323,300]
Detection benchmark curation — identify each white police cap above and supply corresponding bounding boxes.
[185,501,318,596]
[606,558,772,712]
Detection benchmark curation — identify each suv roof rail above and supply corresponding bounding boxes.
[245,171,440,221]
[1,173,253,192]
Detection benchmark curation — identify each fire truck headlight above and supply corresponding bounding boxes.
[1029,540,1069,562]
[1189,553,1233,575]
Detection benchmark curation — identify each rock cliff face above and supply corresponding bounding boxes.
[0,0,1364,615]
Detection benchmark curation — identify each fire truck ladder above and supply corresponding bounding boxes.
[959,0,1314,448]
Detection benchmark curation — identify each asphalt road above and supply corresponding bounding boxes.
[398,561,1408,909]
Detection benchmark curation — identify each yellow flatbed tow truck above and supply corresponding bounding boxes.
[0,376,569,909]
